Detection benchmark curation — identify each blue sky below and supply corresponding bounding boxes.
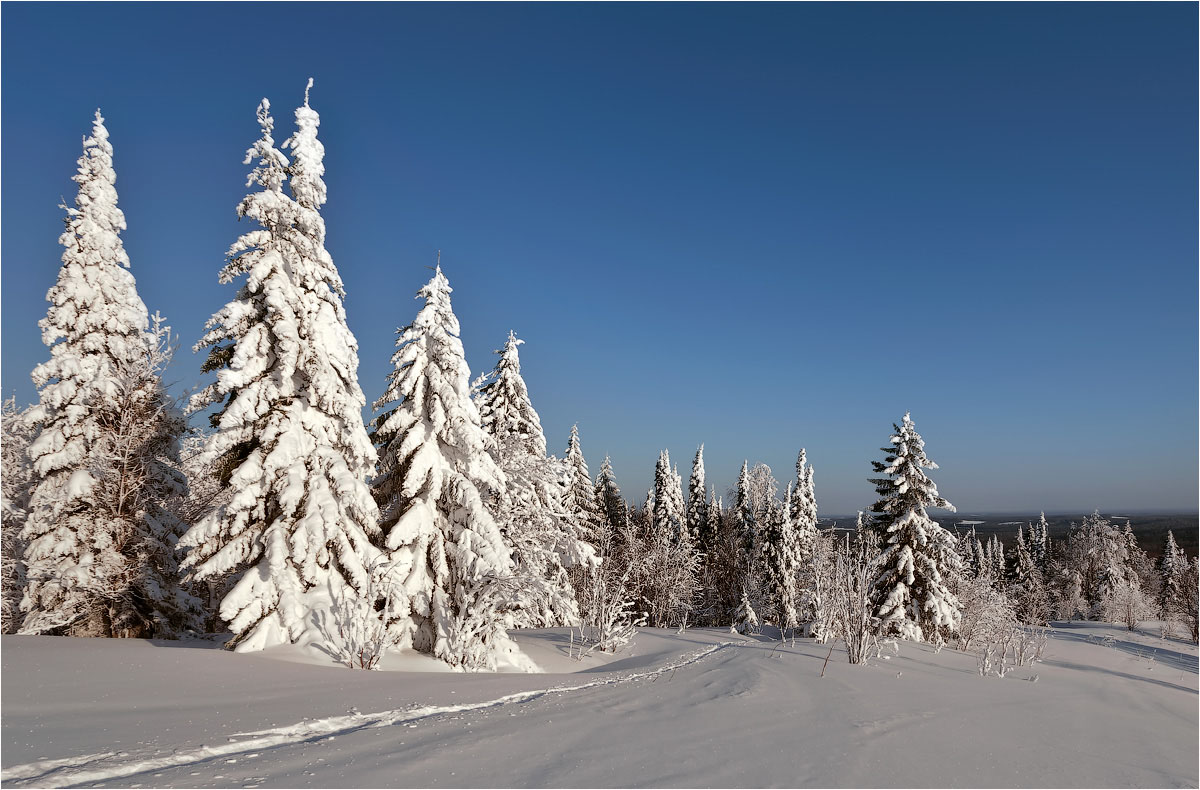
[2,3,1195,514]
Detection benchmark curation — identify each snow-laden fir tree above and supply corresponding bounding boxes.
[868,413,963,642]
[637,451,697,627]
[789,449,822,633]
[179,88,380,653]
[581,455,641,651]
[987,535,1006,584]
[563,425,602,546]
[475,331,594,627]
[958,525,980,579]
[594,455,632,562]
[760,483,801,636]
[371,265,535,671]
[734,461,757,581]
[685,446,708,549]
[1030,512,1051,571]
[1158,531,1188,620]
[21,112,198,638]
[2,399,35,634]
[1007,525,1049,625]
[652,450,686,546]
[972,532,987,581]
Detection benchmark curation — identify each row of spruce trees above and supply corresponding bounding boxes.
[2,83,1195,673]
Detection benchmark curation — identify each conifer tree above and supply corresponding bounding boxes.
[22,111,198,638]
[2,399,35,634]
[735,461,756,579]
[868,413,963,642]
[578,474,641,655]
[761,483,801,635]
[789,449,819,585]
[179,89,379,652]
[1158,531,1187,619]
[704,488,722,557]
[475,331,592,627]
[685,446,708,549]
[371,265,534,671]
[1031,512,1051,571]
[973,532,987,581]
[637,451,696,626]
[959,525,980,579]
[563,425,602,545]
[594,455,630,558]
[652,450,686,546]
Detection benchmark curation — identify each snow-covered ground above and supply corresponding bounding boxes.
[2,622,1196,788]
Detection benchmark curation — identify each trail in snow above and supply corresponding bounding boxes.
[2,641,737,788]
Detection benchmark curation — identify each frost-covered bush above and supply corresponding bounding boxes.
[1100,576,1155,632]
[954,573,1017,652]
[830,525,882,665]
[731,585,760,635]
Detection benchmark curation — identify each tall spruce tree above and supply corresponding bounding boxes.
[1158,531,1187,619]
[475,331,592,627]
[179,89,380,652]
[371,266,534,671]
[594,455,629,554]
[563,425,602,545]
[21,111,198,638]
[761,482,801,635]
[868,413,963,642]
[652,450,686,546]
[685,446,708,549]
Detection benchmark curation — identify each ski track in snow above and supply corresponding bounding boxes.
[2,641,737,788]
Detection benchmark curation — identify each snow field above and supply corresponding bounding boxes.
[2,622,1196,788]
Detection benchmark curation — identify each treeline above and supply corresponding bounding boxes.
[1,84,1196,673]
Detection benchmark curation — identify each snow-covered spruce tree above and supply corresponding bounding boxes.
[697,488,740,627]
[563,425,602,546]
[475,331,594,627]
[561,424,603,616]
[636,451,698,627]
[2,399,36,634]
[789,449,822,634]
[868,413,963,643]
[1158,531,1188,621]
[594,455,633,564]
[652,450,686,547]
[582,455,641,650]
[1030,512,1051,571]
[179,90,381,653]
[734,461,758,588]
[21,112,198,638]
[958,525,980,579]
[685,445,708,550]
[760,483,801,636]
[371,266,535,671]
[1007,527,1049,626]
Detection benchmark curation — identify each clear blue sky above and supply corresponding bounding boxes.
[2,3,1196,515]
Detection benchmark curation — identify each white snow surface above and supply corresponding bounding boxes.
[2,622,1196,788]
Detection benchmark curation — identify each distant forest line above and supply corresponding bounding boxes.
[819,513,1198,559]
